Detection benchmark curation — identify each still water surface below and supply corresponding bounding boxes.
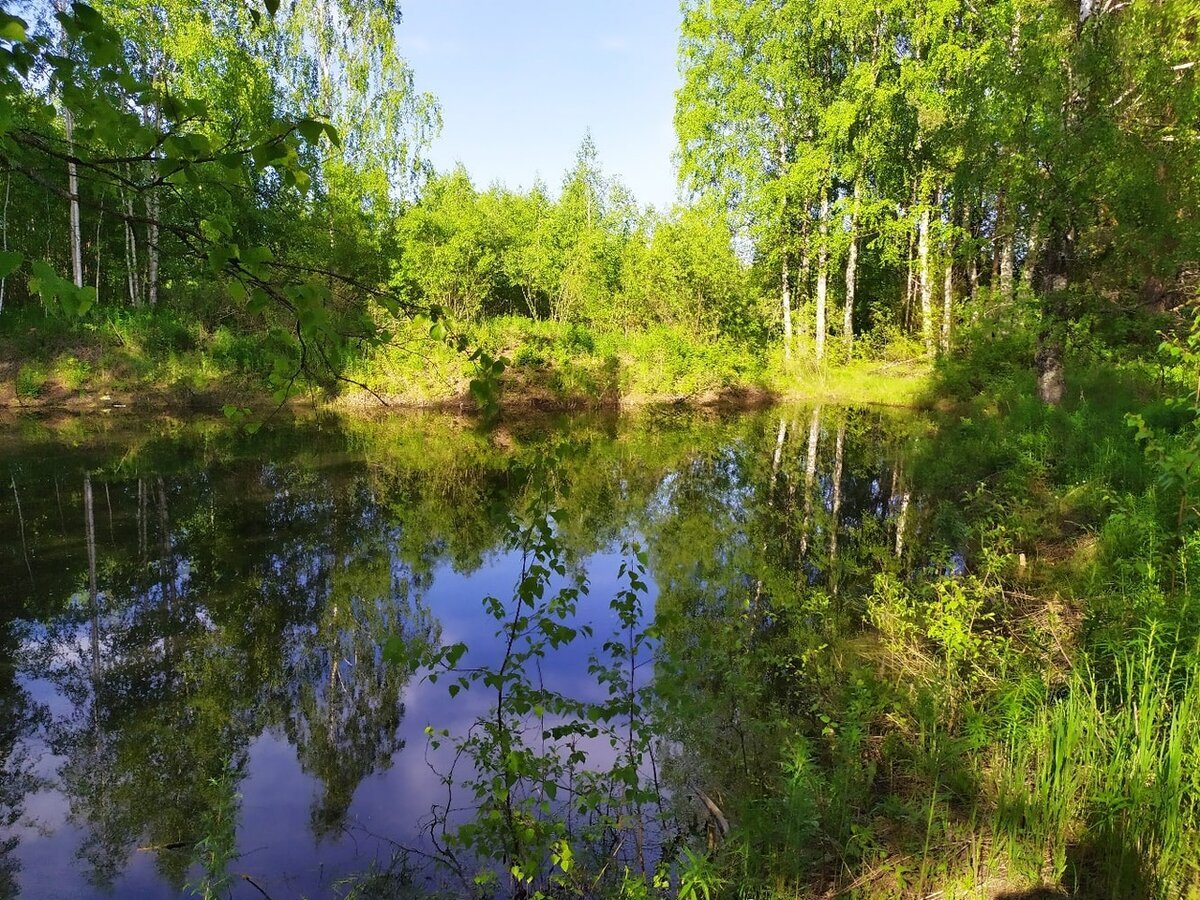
[0,407,927,897]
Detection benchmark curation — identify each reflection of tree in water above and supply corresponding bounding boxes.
[285,580,438,838]
[0,410,926,892]
[278,479,440,837]
[0,618,47,898]
[643,409,922,867]
[20,460,441,887]
[37,474,257,890]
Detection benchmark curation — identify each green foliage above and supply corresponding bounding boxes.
[410,442,681,896]
[341,316,769,408]
[14,362,47,398]
[392,151,756,343]
[186,764,240,899]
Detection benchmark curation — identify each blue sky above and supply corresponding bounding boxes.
[399,2,682,211]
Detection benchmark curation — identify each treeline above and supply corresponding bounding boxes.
[1,0,1198,403]
[0,0,764,396]
[678,0,1200,392]
[395,141,758,340]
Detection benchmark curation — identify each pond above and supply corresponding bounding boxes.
[0,406,937,897]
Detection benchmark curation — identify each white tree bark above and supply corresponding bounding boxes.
[999,196,1015,303]
[94,210,102,303]
[782,249,793,363]
[754,417,789,609]
[963,204,978,320]
[123,181,142,306]
[918,203,933,355]
[780,138,793,363]
[843,181,860,355]
[146,78,162,307]
[815,188,829,362]
[12,473,32,581]
[941,248,954,352]
[770,417,787,494]
[146,190,159,306]
[65,108,83,289]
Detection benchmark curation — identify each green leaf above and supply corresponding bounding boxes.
[0,250,22,279]
[71,3,103,31]
[247,288,270,315]
[0,15,27,42]
[242,245,274,265]
[382,635,410,665]
[73,285,96,317]
[296,117,326,144]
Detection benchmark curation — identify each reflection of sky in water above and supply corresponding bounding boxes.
[0,409,917,897]
[9,544,660,898]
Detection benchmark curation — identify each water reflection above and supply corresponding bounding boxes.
[0,407,927,896]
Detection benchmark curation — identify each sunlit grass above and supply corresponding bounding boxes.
[770,356,932,408]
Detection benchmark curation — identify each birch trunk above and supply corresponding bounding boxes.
[155,477,174,605]
[65,108,83,289]
[799,222,810,339]
[1036,0,1093,404]
[1037,233,1069,406]
[815,188,829,363]
[146,189,159,306]
[843,181,860,355]
[904,233,915,331]
[918,203,933,355]
[137,478,148,563]
[754,417,789,610]
[941,253,954,353]
[122,178,141,306]
[146,85,162,307]
[782,249,793,363]
[998,195,1015,302]
[964,203,979,319]
[770,417,787,496]
[780,137,793,363]
[93,210,101,303]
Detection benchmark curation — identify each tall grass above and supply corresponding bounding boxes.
[994,617,1200,897]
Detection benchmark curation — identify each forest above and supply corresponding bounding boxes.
[2,0,1200,898]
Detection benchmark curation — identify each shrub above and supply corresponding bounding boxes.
[15,362,48,397]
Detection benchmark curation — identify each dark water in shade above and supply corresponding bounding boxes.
[0,407,928,898]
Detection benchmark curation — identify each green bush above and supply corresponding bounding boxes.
[15,362,48,397]
[53,355,91,391]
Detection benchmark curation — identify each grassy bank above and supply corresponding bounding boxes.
[0,309,931,414]
[698,340,1200,898]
